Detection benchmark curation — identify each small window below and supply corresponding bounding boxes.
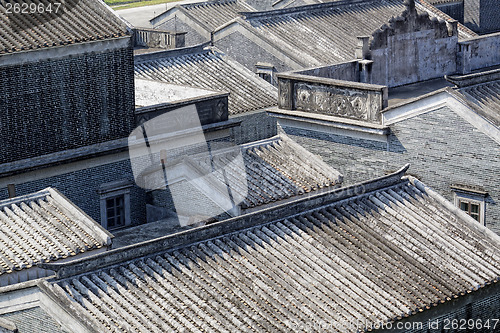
[258,73,272,83]
[255,62,277,86]
[452,185,487,225]
[459,199,481,222]
[98,180,133,230]
[106,196,125,228]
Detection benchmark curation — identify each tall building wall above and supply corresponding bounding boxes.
[0,159,146,228]
[435,2,465,22]
[280,106,500,234]
[464,0,500,34]
[0,40,135,164]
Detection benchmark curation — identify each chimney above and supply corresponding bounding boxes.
[446,19,458,37]
[458,42,472,75]
[7,184,16,199]
[355,36,370,60]
[405,0,416,14]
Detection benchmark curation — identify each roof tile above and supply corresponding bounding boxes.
[0,0,128,55]
[235,0,475,66]
[41,175,500,332]
[134,47,278,114]
[0,188,111,276]
[181,0,256,30]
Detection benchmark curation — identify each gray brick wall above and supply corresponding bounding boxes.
[157,18,207,47]
[402,292,500,332]
[231,111,278,145]
[0,307,68,333]
[282,106,500,233]
[0,160,146,228]
[0,46,135,164]
[436,2,464,23]
[216,31,294,74]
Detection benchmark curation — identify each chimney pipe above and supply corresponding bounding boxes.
[7,184,16,199]
[355,36,370,60]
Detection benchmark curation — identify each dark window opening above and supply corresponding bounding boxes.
[459,199,480,222]
[258,73,272,84]
[106,196,125,228]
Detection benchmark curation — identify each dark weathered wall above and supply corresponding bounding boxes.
[0,160,147,227]
[281,106,500,234]
[215,31,294,74]
[458,32,500,73]
[136,94,229,126]
[436,2,464,23]
[231,110,278,145]
[133,28,186,49]
[156,17,207,47]
[464,0,500,34]
[296,61,360,81]
[0,44,135,164]
[370,5,457,87]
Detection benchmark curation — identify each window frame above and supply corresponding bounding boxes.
[105,195,126,229]
[452,186,487,226]
[255,63,277,86]
[98,180,133,230]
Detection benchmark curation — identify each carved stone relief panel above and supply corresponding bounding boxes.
[293,82,381,123]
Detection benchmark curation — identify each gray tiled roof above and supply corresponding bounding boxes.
[0,188,111,276]
[0,307,67,333]
[273,0,341,8]
[134,46,278,114]
[456,79,500,129]
[145,135,341,214]
[0,0,129,55]
[40,170,500,332]
[204,136,343,209]
[232,0,475,66]
[425,0,462,4]
[180,0,256,31]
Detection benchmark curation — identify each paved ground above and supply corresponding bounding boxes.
[115,0,203,27]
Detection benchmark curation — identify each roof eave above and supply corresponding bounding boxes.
[41,164,411,279]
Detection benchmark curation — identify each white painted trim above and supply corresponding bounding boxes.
[0,281,91,332]
[453,192,486,226]
[383,91,500,145]
[383,91,450,126]
[276,116,388,143]
[39,291,91,333]
[448,97,500,145]
[0,287,40,315]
